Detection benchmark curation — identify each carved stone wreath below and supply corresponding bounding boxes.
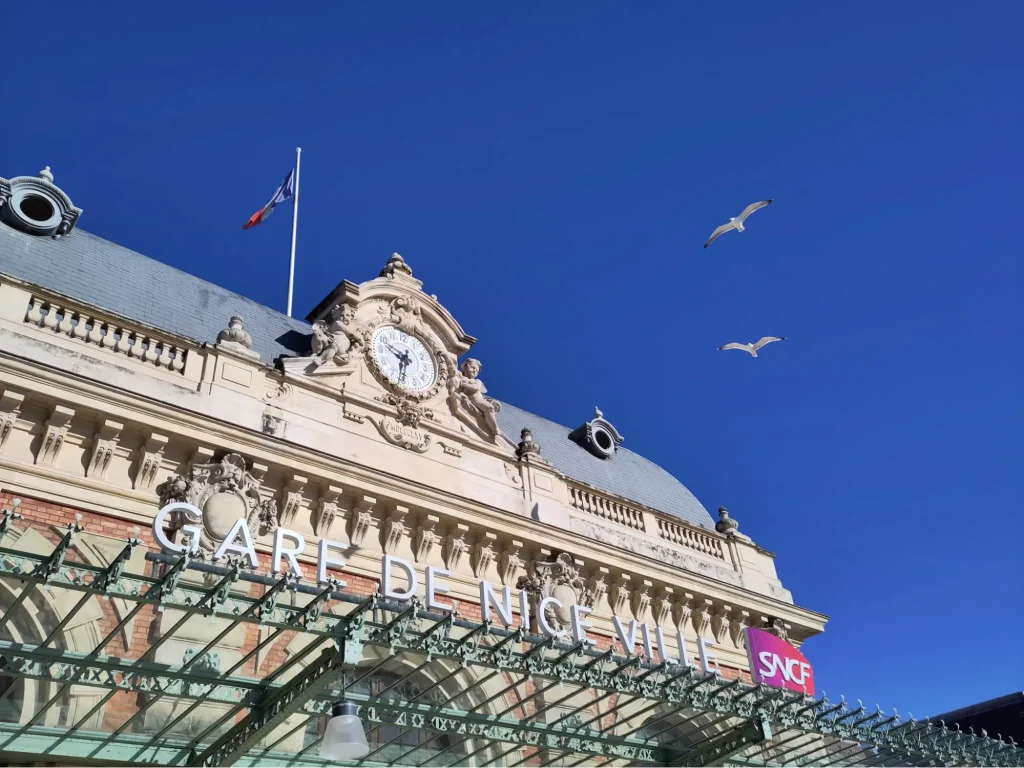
[359,296,451,402]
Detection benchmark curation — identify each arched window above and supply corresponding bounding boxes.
[0,587,63,726]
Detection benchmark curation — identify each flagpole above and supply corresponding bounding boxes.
[286,147,301,317]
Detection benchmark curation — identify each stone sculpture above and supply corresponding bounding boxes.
[310,304,363,366]
[447,358,500,440]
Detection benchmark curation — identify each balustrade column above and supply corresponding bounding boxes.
[42,303,60,330]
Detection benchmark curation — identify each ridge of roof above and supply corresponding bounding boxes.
[0,223,713,529]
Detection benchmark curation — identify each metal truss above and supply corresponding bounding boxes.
[0,524,1021,767]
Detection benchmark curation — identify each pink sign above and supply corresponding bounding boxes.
[745,626,815,695]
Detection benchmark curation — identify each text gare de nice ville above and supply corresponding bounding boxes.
[153,503,723,674]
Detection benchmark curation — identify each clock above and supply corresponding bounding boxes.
[370,326,437,392]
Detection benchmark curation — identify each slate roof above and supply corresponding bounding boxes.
[0,223,714,530]
[495,403,713,529]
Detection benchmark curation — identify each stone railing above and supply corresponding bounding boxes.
[568,480,728,562]
[656,516,726,561]
[567,483,647,532]
[24,295,189,375]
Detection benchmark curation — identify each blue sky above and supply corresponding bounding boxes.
[3,2,1021,717]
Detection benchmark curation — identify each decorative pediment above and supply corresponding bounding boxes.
[279,253,507,446]
[304,254,476,355]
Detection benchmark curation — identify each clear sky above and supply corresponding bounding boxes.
[3,2,1021,718]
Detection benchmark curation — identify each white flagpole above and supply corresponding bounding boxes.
[286,147,302,317]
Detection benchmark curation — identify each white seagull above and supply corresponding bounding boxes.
[718,336,786,357]
[703,199,774,249]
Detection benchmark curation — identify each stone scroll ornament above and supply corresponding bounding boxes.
[517,552,595,635]
[156,453,279,559]
[447,358,501,440]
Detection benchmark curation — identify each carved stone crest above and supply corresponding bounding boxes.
[369,415,432,453]
[155,453,279,559]
[447,358,501,441]
[517,552,594,634]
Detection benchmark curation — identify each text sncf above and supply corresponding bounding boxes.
[756,651,811,686]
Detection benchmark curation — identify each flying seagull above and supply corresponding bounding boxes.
[718,336,786,357]
[703,199,774,248]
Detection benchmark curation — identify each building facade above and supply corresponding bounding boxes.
[0,167,1019,767]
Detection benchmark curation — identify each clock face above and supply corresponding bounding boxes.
[371,326,437,392]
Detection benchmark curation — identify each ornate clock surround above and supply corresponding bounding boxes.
[361,296,452,402]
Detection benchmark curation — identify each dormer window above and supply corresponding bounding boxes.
[569,407,623,459]
[0,167,82,238]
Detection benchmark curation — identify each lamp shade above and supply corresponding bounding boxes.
[320,701,370,761]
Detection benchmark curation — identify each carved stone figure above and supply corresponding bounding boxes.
[517,552,594,634]
[764,618,789,640]
[155,453,279,559]
[447,358,500,440]
[310,304,363,366]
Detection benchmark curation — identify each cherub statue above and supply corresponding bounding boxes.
[448,358,500,439]
[310,304,363,366]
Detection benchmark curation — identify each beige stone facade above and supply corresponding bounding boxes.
[0,169,827,763]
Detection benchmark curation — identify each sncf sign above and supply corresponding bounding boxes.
[745,626,815,695]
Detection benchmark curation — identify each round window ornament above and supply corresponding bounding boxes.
[0,166,82,238]
[569,406,624,459]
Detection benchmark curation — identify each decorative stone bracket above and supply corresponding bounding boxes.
[87,419,123,480]
[0,390,25,454]
[37,404,75,466]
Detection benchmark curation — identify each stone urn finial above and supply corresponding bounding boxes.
[715,505,739,536]
[215,314,259,358]
[380,252,414,279]
[38,166,53,183]
[516,428,541,459]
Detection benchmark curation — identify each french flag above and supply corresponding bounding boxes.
[242,169,295,229]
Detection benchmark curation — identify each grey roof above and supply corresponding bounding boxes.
[0,225,311,361]
[0,223,714,530]
[495,402,713,529]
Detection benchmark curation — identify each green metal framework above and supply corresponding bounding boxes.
[0,516,1021,767]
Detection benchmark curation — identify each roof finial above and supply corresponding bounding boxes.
[38,166,53,183]
[516,428,541,459]
[715,505,739,536]
[379,252,413,279]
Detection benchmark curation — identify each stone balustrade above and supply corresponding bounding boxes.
[656,516,727,561]
[568,480,728,563]
[567,482,647,532]
[24,295,188,374]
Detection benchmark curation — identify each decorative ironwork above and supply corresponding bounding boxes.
[0,527,1019,767]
